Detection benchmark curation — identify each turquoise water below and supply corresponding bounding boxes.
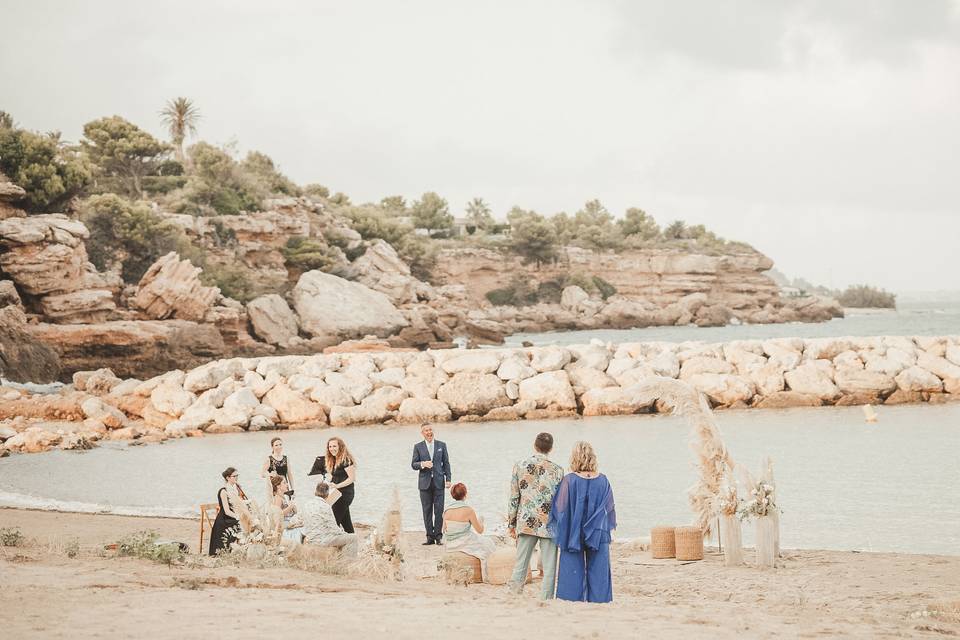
[1,402,958,555]
[505,301,960,346]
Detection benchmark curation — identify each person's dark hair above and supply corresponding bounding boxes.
[270,475,285,495]
[270,437,282,447]
[315,482,330,499]
[534,432,554,454]
[222,466,237,480]
[450,482,467,501]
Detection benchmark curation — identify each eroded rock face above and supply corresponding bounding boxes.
[436,372,510,415]
[247,294,299,346]
[27,320,225,380]
[133,252,220,321]
[293,270,408,340]
[0,306,61,383]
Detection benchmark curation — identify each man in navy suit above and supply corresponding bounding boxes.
[411,423,452,545]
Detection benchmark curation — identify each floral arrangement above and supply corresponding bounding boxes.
[716,476,740,518]
[737,458,779,521]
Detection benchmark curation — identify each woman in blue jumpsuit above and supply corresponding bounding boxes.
[547,440,616,603]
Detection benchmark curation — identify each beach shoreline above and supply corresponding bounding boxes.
[1,508,958,639]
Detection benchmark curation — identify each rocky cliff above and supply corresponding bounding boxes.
[0,173,842,382]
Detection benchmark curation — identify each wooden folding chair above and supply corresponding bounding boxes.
[198,503,220,553]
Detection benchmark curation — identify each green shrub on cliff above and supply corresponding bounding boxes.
[241,150,300,197]
[282,236,342,272]
[81,194,190,283]
[174,142,265,215]
[200,262,256,303]
[0,115,93,213]
[837,285,896,309]
[592,275,617,300]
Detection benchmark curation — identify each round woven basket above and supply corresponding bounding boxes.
[674,526,704,561]
[486,546,531,585]
[651,525,676,559]
[442,552,482,584]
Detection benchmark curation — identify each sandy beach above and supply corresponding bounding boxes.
[1,508,958,639]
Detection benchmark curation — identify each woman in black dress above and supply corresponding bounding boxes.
[209,466,247,556]
[260,437,294,498]
[321,437,356,533]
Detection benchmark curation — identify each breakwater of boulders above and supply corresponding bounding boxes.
[2,334,958,454]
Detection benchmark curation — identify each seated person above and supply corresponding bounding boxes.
[270,475,303,544]
[299,482,358,556]
[442,482,496,582]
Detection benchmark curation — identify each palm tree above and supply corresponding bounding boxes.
[160,97,200,164]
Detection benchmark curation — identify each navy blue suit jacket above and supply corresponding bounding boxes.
[411,439,451,491]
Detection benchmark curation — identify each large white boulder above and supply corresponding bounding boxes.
[784,362,841,400]
[150,382,197,417]
[560,286,589,311]
[686,373,755,406]
[247,294,299,346]
[497,356,537,381]
[519,371,577,411]
[292,270,407,339]
[183,359,246,393]
[679,356,735,379]
[436,373,510,415]
[916,352,960,381]
[580,385,656,416]
[440,351,501,375]
[398,397,452,423]
[833,369,897,395]
[566,366,617,395]
[263,383,327,425]
[530,347,572,373]
[894,366,943,393]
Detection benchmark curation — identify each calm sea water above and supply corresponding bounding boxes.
[505,301,960,346]
[1,403,958,555]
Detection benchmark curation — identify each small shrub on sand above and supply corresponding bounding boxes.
[116,530,184,566]
[0,527,25,547]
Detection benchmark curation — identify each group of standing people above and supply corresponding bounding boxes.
[411,423,617,603]
[208,424,616,604]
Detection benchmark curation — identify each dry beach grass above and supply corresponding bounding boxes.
[1,508,959,639]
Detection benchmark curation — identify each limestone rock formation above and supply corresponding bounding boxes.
[27,320,225,379]
[0,306,61,383]
[133,252,220,321]
[352,240,424,305]
[293,270,407,340]
[247,294,299,346]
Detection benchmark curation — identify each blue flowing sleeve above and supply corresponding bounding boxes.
[581,475,615,550]
[548,474,583,552]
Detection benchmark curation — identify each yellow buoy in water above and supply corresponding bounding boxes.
[863,404,878,423]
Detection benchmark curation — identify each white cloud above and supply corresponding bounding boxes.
[1,0,957,292]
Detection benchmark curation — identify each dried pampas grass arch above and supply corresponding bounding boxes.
[631,377,737,539]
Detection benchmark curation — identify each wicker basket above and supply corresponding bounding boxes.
[674,526,704,561]
[442,552,482,584]
[486,546,532,585]
[651,526,676,559]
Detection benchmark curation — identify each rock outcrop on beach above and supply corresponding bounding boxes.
[0,305,61,383]
[3,333,957,455]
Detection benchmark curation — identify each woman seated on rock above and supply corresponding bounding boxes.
[270,476,303,544]
[442,482,496,582]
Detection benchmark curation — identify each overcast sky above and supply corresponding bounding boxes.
[2,1,958,293]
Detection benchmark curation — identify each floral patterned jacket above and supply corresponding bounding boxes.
[507,453,564,538]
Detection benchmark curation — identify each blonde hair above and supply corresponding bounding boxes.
[569,441,598,473]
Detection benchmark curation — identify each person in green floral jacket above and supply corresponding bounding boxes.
[506,432,564,598]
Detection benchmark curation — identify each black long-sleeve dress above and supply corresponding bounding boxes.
[208,487,240,556]
[316,458,355,533]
